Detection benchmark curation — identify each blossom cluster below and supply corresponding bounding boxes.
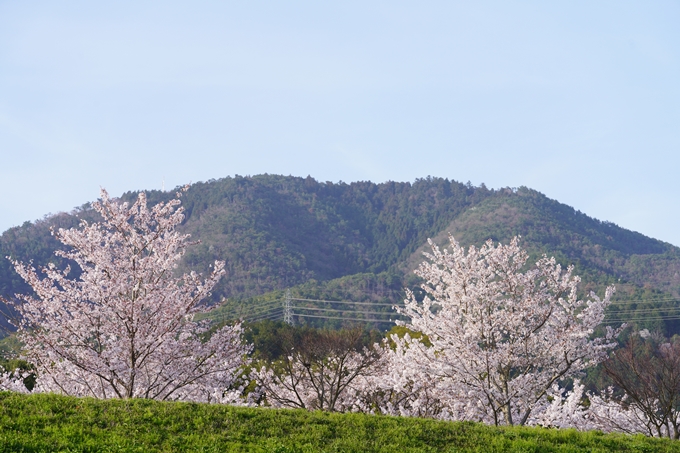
[4,188,249,402]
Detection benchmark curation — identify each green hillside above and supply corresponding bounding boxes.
[1,175,679,334]
[404,188,680,293]
[0,175,490,302]
[0,392,678,452]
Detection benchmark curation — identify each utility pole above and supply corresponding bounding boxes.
[283,289,294,325]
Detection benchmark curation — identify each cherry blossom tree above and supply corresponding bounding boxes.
[349,332,451,418]
[389,236,619,425]
[9,188,249,402]
[0,369,32,393]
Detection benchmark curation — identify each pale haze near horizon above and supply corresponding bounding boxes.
[1,2,679,245]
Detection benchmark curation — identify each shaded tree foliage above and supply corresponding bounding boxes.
[601,332,680,439]
[255,326,383,411]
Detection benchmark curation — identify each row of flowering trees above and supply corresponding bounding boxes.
[1,189,677,437]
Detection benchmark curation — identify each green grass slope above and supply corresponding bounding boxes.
[0,392,677,452]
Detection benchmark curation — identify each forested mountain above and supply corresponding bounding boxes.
[2,174,679,334]
[404,188,680,294]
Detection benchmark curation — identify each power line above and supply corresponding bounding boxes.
[215,294,680,310]
[292,297,404,307]
[607,308,680,315]
[293,306,406,317]
[295,313,400,323]
[609,297,680,305]
[250,308,680,325]
[206,296,406,322]
[248,308,284,322]
[208,304,283,322]
[250,312,281,322]
[602,316,680,324]
[242,306,283,320]
[207,300,282,320]
[203,293,680,325]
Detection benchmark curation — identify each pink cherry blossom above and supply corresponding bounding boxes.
[9,188,249,402]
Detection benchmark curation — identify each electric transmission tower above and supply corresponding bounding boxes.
[283,289,294,325]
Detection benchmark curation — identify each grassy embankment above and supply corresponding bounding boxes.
[0,392,678,452]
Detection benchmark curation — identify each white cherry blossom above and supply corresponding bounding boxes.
[9,188,249,402]
[381,236,619,425]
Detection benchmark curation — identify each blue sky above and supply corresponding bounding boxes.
[1,1,679,245]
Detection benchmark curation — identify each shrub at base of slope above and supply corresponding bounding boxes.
[0,393,679,452]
